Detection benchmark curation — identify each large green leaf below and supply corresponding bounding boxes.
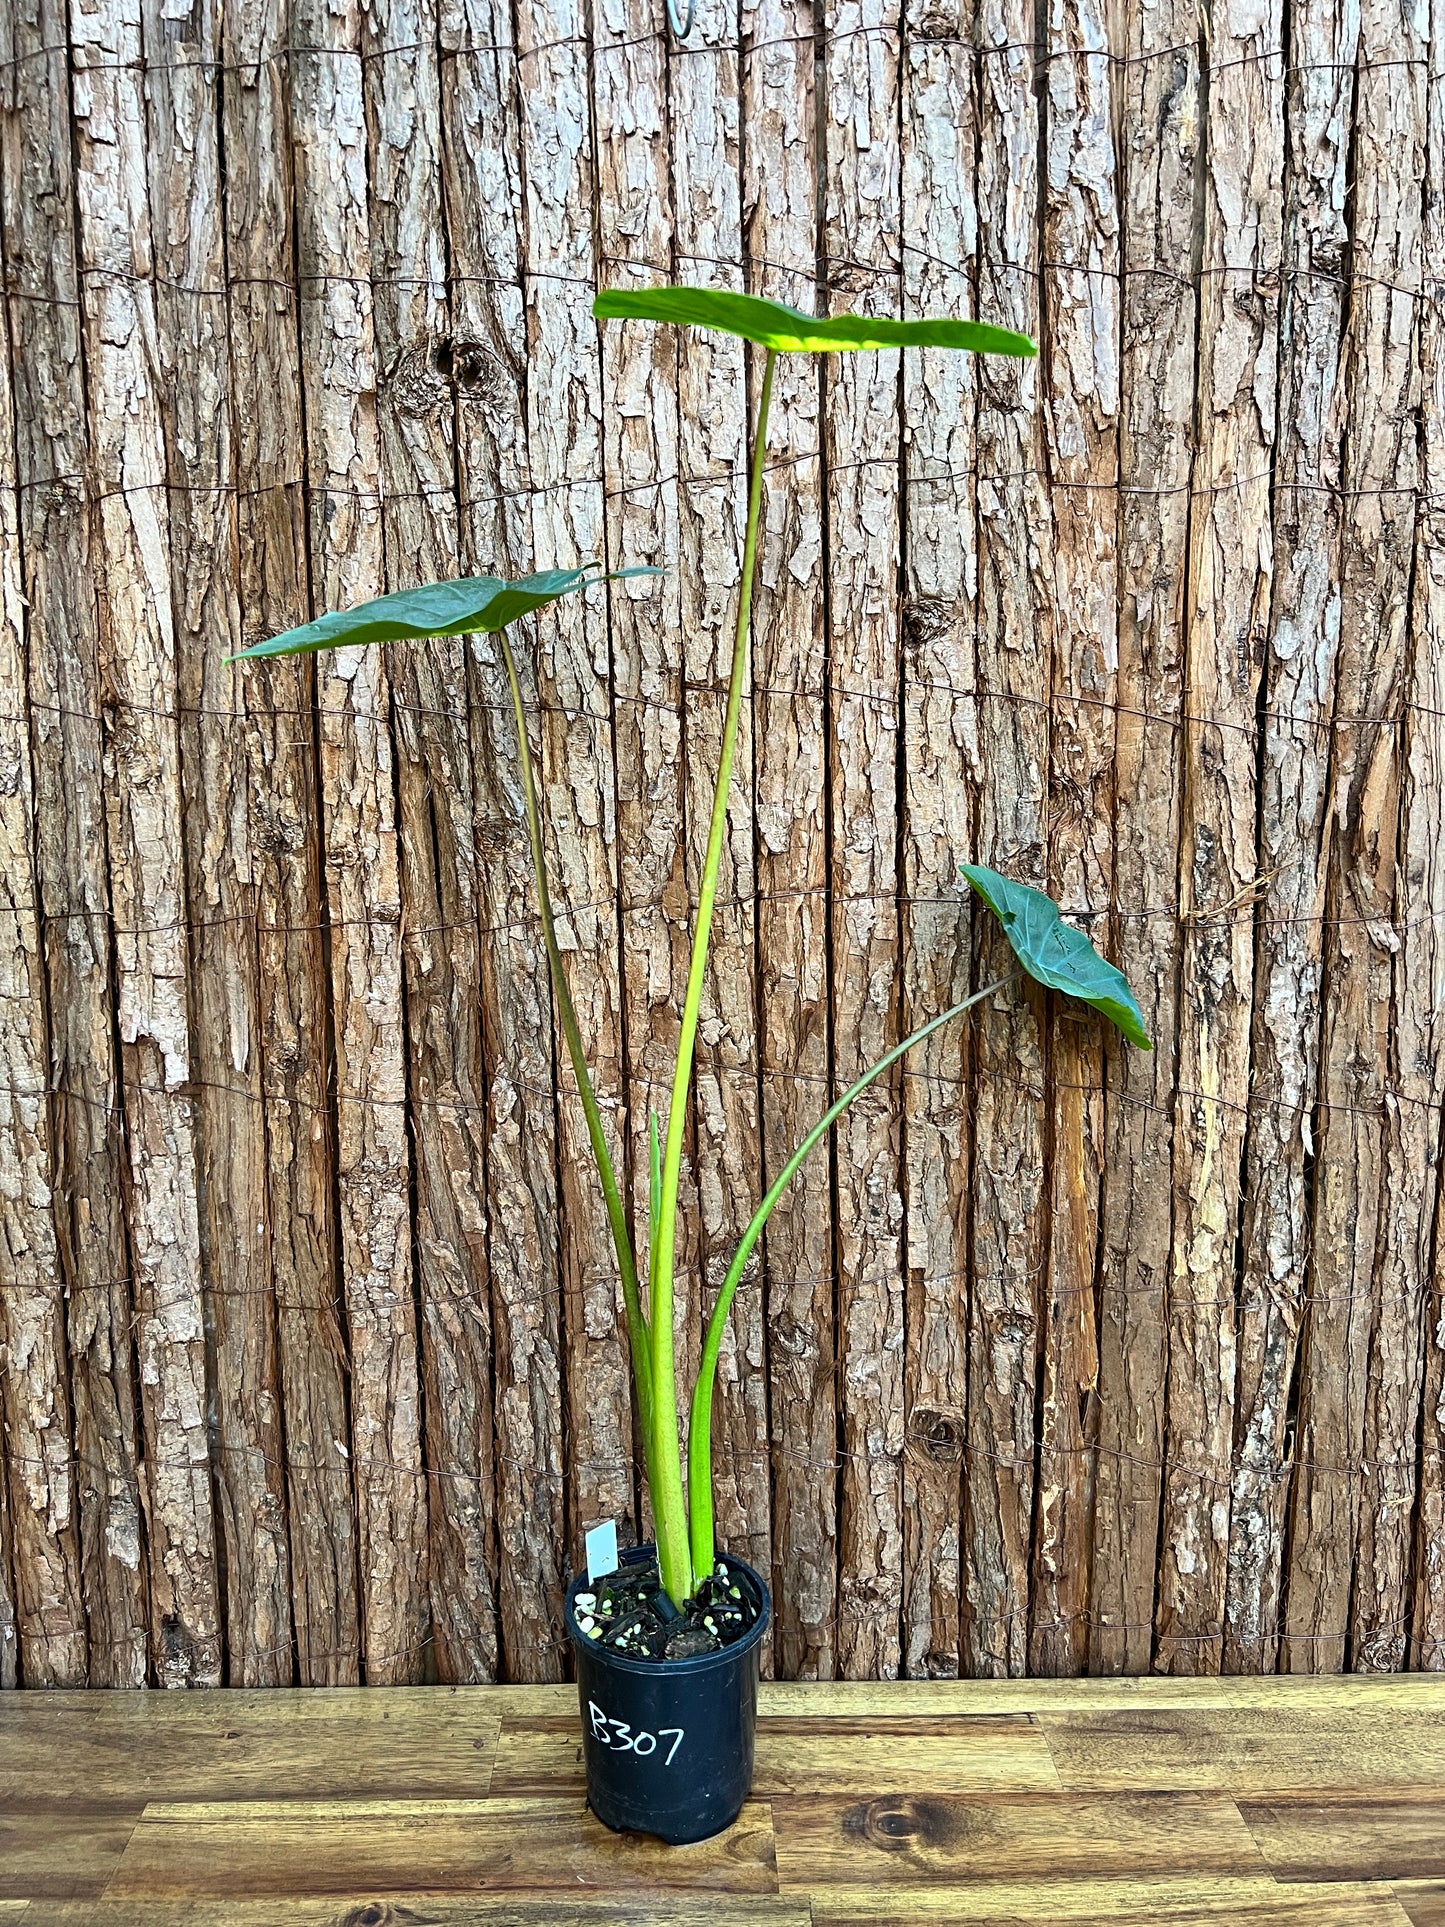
[961,863,1152,1049]
[593,286,1036,359]
[226,565,661,663]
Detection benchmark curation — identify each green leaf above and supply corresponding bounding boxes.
[593,285,1036,359]
[960,863,1152,1049]
[225,565,663,663]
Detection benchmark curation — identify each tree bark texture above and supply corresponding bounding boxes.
[71,0,223,1689]
[442,0,567,1680]
[1227,0,1352,1677]
[964,0,1051,1679]
[145,0,294,1688]
[0,164,87,1687]
[744,0,836,1681]
[222,0,360,1688]
[1412,0,1445,1672]
[1087,0,1195,1680]
[0,0,151,1689]
[1032,0,1119,1679]
[290,0,431,1684]
[899,0,979,1682]
[2,0,1443,1685]
[825,0,905,1682]
[1155,0,1283,1677]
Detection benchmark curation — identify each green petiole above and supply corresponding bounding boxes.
[686,971,1019,1576]
[649,348,778,1608]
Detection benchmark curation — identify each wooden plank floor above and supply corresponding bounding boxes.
[3,1678,1443,1924]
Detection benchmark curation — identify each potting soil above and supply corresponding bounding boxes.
[571,1551,761,1663]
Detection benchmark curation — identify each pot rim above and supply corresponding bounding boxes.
[564,1541,772,1680]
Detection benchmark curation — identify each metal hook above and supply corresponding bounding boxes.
[665,0,696,38]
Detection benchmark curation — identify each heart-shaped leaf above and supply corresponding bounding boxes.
[961,863,1151,1049]
[594,285,1036,359]
[226,565,662,663]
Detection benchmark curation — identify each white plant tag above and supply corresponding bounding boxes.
[585,1520,619,1584]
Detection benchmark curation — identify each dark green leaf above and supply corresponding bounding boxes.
[961,863,1152,1049]
[593,285,1036,359]
[226,565,662,663]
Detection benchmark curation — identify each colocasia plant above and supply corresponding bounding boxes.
[231,288,1150,1620]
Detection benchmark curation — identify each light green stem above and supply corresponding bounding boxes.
[651,348,778,1608]
[687,972,1018,1576]
[648,1110,662,1299]
[497,623,653,1440]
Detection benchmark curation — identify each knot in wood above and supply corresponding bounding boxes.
[445,338,503,391]
[1231,271,1280,324]
[825,262,874,298]
[841,1570,903,1614]
[430,335,515,411]
[909,1402,966,1464]
[476,814,516,860]
[902,594,952,656]
[1311,241,1346,280]
[769,1315,820,1364]
[385,340,453,418]
[39,479,81,516]
[909,0,963,36]
[842,1794,963,1851]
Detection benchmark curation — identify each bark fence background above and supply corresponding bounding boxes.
[0,0,1441,1688]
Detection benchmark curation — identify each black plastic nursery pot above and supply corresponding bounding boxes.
[564,1543,771,1845]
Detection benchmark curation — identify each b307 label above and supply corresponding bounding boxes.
[588,1701,684,1765]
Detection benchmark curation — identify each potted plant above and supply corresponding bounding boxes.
[231,287,1149,1843]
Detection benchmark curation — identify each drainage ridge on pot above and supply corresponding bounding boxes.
[564,1543,772,1844]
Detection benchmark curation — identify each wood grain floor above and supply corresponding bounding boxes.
[3,1678,1443,1924]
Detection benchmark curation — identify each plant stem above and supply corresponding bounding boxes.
[497,622,653,1439]
[651,347,778,1605]
[687,970,1020,1575]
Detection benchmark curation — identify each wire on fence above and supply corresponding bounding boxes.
[4,665,1443,747]
[1,253,1432,307]
[0,30,1428,78]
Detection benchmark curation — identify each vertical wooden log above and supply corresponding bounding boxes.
[899,0,978,1682]
[1226,0,1354,1674]
[69,0,222,1688]
[1410,0,1445,1672]
[1031,12,1120,1678]
[1344,2,1427,1673]
[1402,606,1445,1659]
[143,0,294,1687]
[672,0,773,1588]
[362,0,499,1686]
[965,0,1051,1680]
[742,0,835,1678]
[440,0,567,1679]
[1088,0,1197,1679]
[289,0,431,1684]
[0,2,148,1689]
[0,224,88,1686]
[0,1443,15,1685]
[514,0,635,1552]
[222,0,360,1687]
[1287,2,1424,1676]
[823,0,904,1680]
[590,0,692,1528]
[1155,0,1281,1676]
